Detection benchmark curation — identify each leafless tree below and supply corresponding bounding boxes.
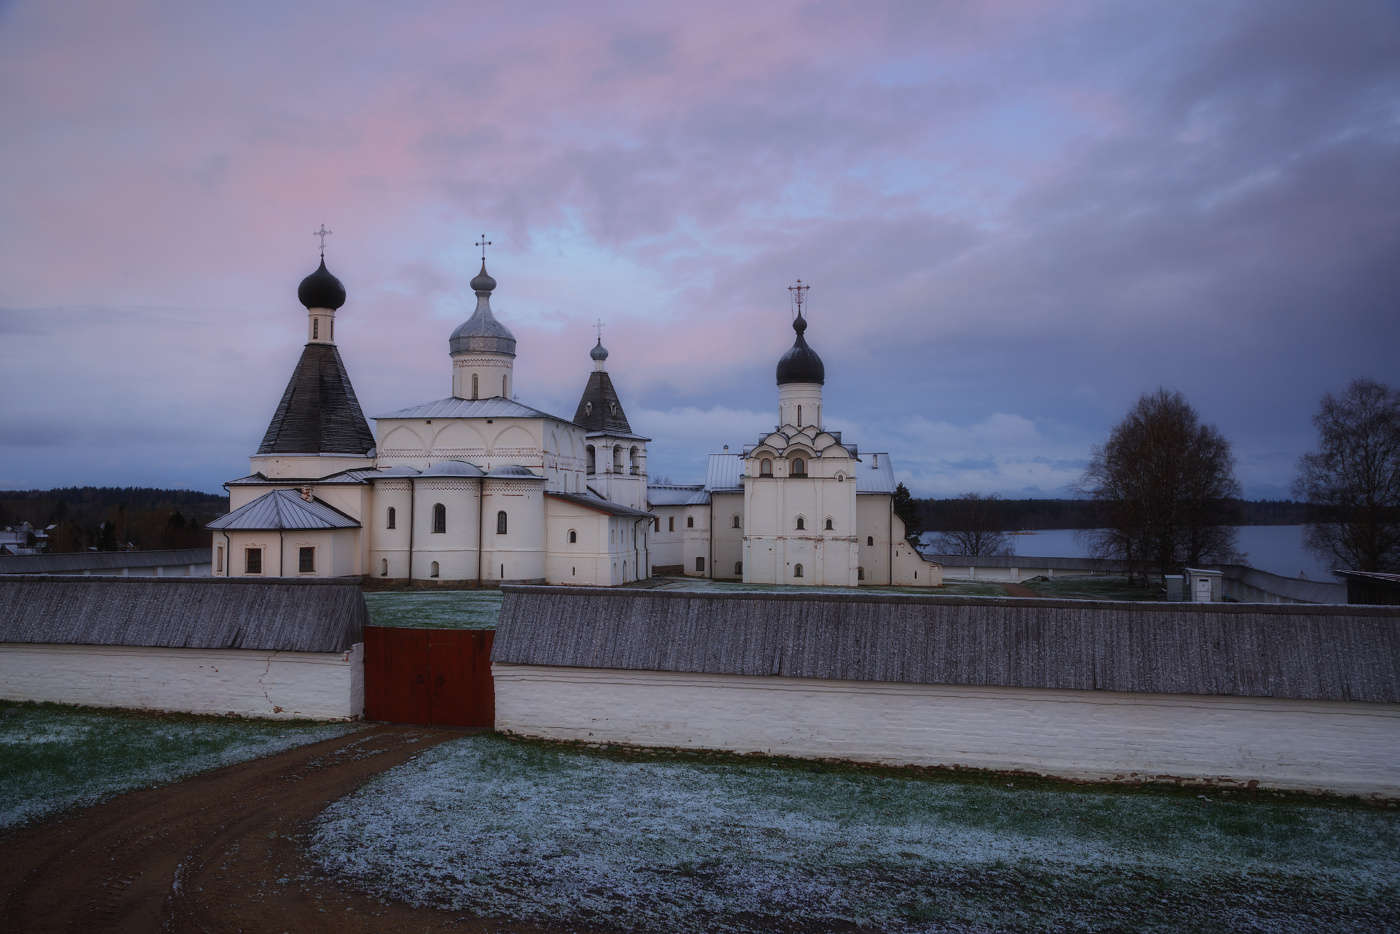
[1078,389,1241,578]
[927,493,1014,557]
[1294,378,1400,573]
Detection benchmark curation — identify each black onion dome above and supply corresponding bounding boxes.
[298,258,346,310]
[470,259,497,293]
[590,339,609,362]
[776,313,825,385]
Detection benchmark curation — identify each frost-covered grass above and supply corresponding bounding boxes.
[0,700,360,830]
[364,590,502,629]
[1018,575,1160,601]
[310,734,1400,933]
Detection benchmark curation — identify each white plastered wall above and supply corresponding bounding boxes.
[1,643,364,720]
[891,514,941,586]
[493,664,1400,798]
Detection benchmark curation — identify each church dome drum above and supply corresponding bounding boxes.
[776,313,825,385]
[297,258,346,310]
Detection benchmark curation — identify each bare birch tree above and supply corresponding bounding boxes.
[927,493,1014,557]
[1294,378,1400,573]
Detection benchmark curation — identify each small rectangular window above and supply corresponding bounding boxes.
[299,546,315,573]
[245,548,262,574]
[668,516,674,532]
[216,545,223,573]
[696,557,705,572]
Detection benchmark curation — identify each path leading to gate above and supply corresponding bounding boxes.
[0,724,593,934]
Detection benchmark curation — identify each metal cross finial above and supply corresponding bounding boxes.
[594,318,605,343]
[788,279,809,317]
[475,234,492,262]
[313,224,332,256]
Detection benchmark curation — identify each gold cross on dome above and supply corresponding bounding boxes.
[788,279,809,316]
[313,224,332,255]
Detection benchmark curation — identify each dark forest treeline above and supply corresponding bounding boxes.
[915,498,1309,532]
[0,487,228,553]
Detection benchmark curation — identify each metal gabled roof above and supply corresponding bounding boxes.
[207,489,360,531]
[856,454,897,495]
[647,484,707,507]
[227,467,377,486]
[545,491,654,518]
[705,453,745,491]
[375,396,569,422]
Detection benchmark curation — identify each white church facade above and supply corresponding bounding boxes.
[209,252,940,588]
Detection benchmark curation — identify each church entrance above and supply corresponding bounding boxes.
[363,626,495,728]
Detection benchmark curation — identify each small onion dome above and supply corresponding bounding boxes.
[298,257,346,310]
[590,338,609,362]
[776,313,825,385]
[450,260,516,356]
[470,259,497,294]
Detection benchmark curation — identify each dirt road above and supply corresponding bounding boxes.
[0,725,580,933]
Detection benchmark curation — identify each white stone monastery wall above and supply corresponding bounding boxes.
[0,643,364,720]
[493,663,1400,797]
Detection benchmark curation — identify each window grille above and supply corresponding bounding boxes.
[433,503,446,533]
[245,548,261,574]
[497,511,508,534]
[298,547,315,573]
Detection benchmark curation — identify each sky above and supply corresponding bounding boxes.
[1,0,1397,500]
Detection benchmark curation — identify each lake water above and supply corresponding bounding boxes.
[925,526,1331,582]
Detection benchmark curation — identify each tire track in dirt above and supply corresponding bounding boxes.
[0,724,585,933]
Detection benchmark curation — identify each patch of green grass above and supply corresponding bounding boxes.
[364,590,502,628]
[0,700,360,831]
[1017,575,1161,601]
[312,734,1400,934]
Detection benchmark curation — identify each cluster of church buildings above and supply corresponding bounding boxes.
[208,249,940,588]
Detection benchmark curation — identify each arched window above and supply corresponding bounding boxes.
[586,445,596,474]
[793,563,804,578]
[760,458,772,477]
[497,511,508,535]
[568,529,577,544]
[312,318,319,340]
[732,515,741,529]
[630,446,640,474]
[430,561,440,578]
[735,561,743,575]
[791,457,806,476]
[472,374,479,400]
[622,561,627,578]
[867,536,874,546]
[686,515,694,528]
[381,558,389,577]
[795,516,805,530]
[825,518,833,530]
[387,506,396,530]
[330,319,333,340]
[432,503,446,533]
[858,566,865,581]
[696,556,705,573]
[613,445,624,471]
[797,404,802,427]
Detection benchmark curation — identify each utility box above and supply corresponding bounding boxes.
[1184,568,1223,603]
[1164,575,1184,601]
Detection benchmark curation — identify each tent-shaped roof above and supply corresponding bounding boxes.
[207,488,360,531]
[257,343,375,456]
[573,369,643,436]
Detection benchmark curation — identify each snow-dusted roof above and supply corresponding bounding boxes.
[545,491,653,518]
[705,453,744,491]
[856,453,897,495]
[647,483,707,507]
[420,460,485,478]
[375,396,568,422]
[207,489,360,531]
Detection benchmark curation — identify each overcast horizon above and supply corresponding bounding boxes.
[2,1,1397,499]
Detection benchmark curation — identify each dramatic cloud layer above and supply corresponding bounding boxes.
[2,0,1397,497]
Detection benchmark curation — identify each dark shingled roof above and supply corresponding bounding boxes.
[492,586,1400,704]
[258,342,375,455]
[573,369,634,434]
[0,577,366,652]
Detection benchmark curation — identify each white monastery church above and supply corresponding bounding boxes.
[208,251,940,588]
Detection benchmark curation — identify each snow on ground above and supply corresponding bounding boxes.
[364,590,502,628]
[0,701,359,829]
[309,734,1400,933]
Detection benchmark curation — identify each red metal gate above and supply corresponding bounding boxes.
[363,626,495,727]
